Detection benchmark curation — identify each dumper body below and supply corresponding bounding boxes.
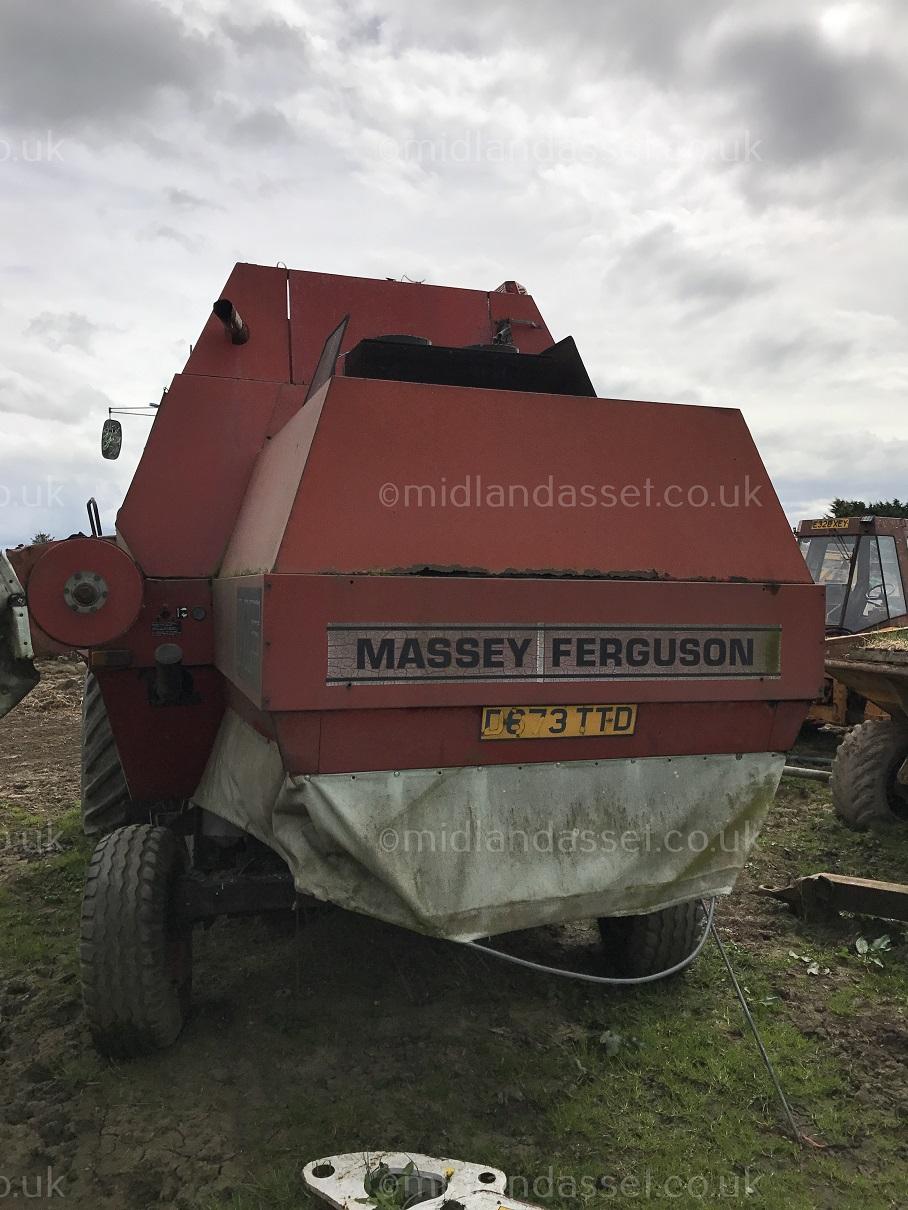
[9,265,826,940]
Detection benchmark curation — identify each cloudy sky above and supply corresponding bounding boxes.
[1,0,906,547]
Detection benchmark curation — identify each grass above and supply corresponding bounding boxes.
[0,803,89,972]
[2,778,907,1210]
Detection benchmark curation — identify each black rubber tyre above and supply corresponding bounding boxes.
[81,672,132,837]
[80,825,192,1057]
[831,719,908,829]
[597,901,701,978]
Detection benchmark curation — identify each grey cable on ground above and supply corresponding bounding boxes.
[707,906,809,1146]
[461,897,716,986]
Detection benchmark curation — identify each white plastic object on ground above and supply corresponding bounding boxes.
[302,1152,541,1210]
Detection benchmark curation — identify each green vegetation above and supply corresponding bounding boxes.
[2,779,906,1210]
[829,498,908,519]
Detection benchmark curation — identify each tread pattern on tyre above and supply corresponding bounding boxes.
[81,672,132,836]
[80,824,191,1057]
[831,719,908,829]
[597,901,701,978]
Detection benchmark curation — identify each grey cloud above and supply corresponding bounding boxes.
[221,16,311,55]
[762,425,908,519]
[748,331,855,372]
[165,187,209,210]
[710,22,906,165]
[0,375,44,417]
[143,225,202,252]
[363,0,725,75]
[0,375,102,423]
[230,107,300,147]
[26,312,102,352]
[612,223,772,312]
[0,0,221,127]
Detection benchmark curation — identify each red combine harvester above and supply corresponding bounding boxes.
[1,265,825,1055]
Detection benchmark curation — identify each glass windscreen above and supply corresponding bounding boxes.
[798,534,856,628]
[799,533,908,631]
[877,535,907,619]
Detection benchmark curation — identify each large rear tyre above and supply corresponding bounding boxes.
[80,824,192,1058]
[597,901,701,978]
[81,672,132,837]
[831,719,908,829]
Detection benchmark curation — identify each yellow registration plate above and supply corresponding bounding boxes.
[480,704,637,740]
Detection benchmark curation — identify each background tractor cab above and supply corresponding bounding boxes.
[796,515,908,725]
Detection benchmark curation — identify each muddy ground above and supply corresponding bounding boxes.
[0,661,905,1209]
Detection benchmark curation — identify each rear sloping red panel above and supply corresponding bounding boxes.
[271,376,810,584]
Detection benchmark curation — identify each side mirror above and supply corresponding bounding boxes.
[101,418,122,460]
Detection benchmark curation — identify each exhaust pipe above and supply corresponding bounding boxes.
[212,298,249,345]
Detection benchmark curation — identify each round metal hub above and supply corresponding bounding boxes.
[63,570,109,614]
[27,537,143,647]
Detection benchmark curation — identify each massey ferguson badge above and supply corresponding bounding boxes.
[326,624,781,683]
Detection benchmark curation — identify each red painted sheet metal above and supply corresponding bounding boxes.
[272,376,811,583]
[116,374,281,577]
[487,290,554,353]
[95,579,214,666]
[250,575,824,712]
[96,667,224,800]
[272,699,798,776]
[288,271,540,387]
[183,263,290,383]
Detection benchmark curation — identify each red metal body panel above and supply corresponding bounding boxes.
[183,263,290,383]
[274,700,801,776]
[95,579,214,667]
[241,575,823,711]
[268,377,809,582]
[95,667,224,800]
[288,270,553,387]
[116,375,281,577]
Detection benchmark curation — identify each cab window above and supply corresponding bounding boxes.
[798,535,855,628]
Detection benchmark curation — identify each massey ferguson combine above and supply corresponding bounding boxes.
[1,264,825,1055]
